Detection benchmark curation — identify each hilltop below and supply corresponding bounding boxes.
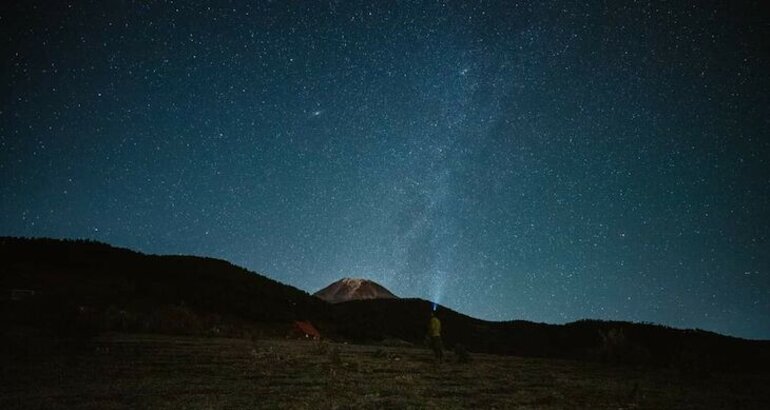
[314,277,398,303]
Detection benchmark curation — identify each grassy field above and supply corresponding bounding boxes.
[2,333,769,409]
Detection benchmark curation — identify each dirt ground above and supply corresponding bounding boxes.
[2,333,769,409]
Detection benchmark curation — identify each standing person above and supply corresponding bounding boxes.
[427,311,443,361]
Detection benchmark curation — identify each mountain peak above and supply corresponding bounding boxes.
[314,277,398,304]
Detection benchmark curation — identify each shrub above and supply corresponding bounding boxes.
[599,327,651,366]
[454,343,471,363]
[313,340,330,355]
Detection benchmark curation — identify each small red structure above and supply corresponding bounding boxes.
[290,320,321,340]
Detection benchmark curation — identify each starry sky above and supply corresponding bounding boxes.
[2,1,769,339]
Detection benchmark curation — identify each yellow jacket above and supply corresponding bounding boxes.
[428,316,441,337]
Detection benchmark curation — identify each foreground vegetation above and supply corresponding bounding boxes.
[2,333,769,409]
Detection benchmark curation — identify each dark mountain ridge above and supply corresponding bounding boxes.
[1,237,329,335]
[2,237,769,373]
[330,298,770,372]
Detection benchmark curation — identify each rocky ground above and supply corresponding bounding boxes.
[2,333,769,409]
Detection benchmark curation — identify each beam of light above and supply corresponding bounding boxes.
[430,269,446,308]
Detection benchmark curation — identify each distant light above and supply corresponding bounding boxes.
[432,302,437,311]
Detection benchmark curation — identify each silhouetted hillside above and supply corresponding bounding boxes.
[331,298,770,373]
[3,237,769,373]
[0,237,328,336]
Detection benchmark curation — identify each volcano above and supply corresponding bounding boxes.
[314,277,398,303]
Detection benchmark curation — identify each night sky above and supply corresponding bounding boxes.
[2,1,769,339]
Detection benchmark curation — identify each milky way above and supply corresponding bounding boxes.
[2,1,769,339]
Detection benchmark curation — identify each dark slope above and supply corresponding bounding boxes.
[331,298,770,372]
[0,237,329,334]
[3,237,769,373]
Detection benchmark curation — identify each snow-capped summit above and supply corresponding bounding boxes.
[313,277,398,303]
